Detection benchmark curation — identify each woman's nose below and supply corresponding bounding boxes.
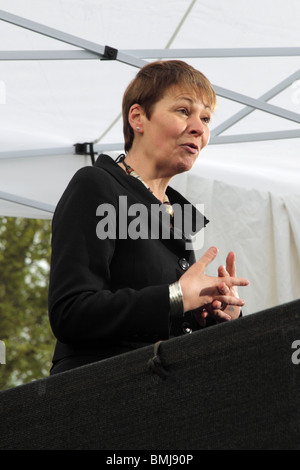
[189,117,205,136]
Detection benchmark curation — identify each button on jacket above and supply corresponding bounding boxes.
[48,154,209,372]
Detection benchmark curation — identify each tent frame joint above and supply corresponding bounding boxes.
[74,142,97,165]
[103,45,119,61]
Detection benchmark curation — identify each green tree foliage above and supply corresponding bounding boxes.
[0,217,55,390]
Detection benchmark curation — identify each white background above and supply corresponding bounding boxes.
[0,0,299,315]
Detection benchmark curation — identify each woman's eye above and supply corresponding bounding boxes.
[202,117,211,125]
[178,108,189,116]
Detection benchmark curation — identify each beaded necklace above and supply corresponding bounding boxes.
[116,154,174,217]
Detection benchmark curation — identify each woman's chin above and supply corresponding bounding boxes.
[174,155,197,174]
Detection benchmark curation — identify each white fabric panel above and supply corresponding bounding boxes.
[180,173,300,315]
[0,153,92,217]
[192,139,300,195]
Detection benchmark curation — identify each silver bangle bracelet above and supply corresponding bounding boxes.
[169,281,184,317]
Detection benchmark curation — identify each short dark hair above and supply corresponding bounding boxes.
[122,60,217,153]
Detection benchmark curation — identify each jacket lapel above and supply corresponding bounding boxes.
[94,154,209,244]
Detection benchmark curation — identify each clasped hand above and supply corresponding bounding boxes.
[179,246,249,326]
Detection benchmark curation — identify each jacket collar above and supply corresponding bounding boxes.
[94,154,209,237]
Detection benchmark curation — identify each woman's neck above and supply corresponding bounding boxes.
[118,151,171,203]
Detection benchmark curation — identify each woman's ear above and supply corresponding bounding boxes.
[128,104,144,133]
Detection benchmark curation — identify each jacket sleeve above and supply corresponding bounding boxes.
[48,167,171,344]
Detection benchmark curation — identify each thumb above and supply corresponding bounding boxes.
[199,246,219,270]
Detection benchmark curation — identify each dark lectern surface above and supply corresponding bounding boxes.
[0,299,299,450]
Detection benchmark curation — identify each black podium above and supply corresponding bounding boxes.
[0,300,299,450]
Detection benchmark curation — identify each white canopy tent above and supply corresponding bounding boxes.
[0,0,299,316]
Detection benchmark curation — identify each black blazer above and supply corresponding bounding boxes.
[48,154,209,372]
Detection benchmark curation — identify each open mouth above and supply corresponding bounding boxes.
[181,143,199,154]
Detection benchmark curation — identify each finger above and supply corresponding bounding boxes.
[197,292,245,310]
[218,265,228,277]
[217,281,230,295]
[208,309,232,323]
[197,318,207,327]
[193,309,208,327]
[212,300,229,311]
[225,276,249,287]
[212,300,222,309]
[198,246,219,271]
[226,251,236,277]
[213,295,245,307]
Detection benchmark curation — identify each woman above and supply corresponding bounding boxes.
[48,60,249,375]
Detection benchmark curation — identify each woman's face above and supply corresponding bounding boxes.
[139,85,212,177]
